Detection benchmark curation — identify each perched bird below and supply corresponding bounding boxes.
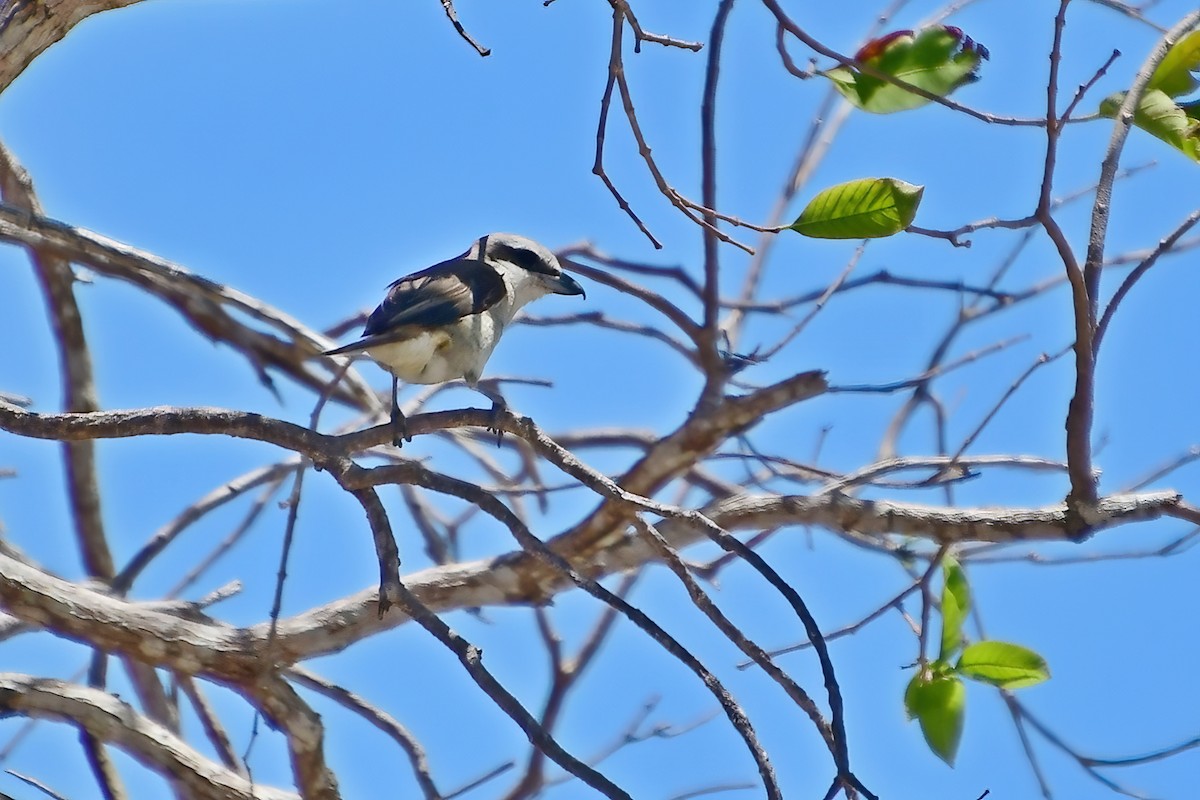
[325,233,585,445]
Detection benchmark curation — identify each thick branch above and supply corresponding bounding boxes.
[0,673,296,800]
[0,0,148,93]
[0,552,262,681]
[250,677,340,800]
[545,370,828,561]
[3,476,1187,681]
[4,398,1189,658]
[260,488,1187,662]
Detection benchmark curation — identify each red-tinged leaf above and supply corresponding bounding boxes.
[824,26,989,114]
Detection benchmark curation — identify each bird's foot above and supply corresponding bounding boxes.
[473,377,509,447]
[391,406,411,448]
[488,400,507,447]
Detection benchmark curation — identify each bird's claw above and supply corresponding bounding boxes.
[488,401,506,447]
[391,407,411,448]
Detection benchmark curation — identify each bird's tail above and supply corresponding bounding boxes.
[323,340,366,357]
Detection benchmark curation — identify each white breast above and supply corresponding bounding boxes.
[364,312,503,386]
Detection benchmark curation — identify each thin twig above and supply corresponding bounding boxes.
[439,0,490,56]
[1094,209,1200,355]
[288,666,442,799]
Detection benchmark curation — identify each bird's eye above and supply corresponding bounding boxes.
[496,244,556,276]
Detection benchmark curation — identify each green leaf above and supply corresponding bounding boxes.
[957,641,1050,689]
[1100,30,1200,164]
[939,556,970,661]
[790,178,924,239]
[823,26,989,114]
[904,673,965,766]
[1148,29,1200,98]
[1100,88,1200,163]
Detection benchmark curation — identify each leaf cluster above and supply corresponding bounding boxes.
[904,557,1051,766]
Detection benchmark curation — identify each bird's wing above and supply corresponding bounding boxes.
[325,257,507,355]
[367,257,507,332]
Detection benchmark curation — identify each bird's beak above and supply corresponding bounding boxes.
[550,272,586,298]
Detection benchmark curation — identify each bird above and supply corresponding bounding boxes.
[324,233,586,446]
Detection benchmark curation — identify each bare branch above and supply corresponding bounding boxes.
[1040,1,1099,515]
[1094,208,1200,354]
[0,674,296,800]
[0,0,149,93]
[1084,12,1200,302]
[287,667,442,800]
[633,518,835,755]
[176,675,246,776]
[341,486,631,799]
[0,204,380,411]
[439,0,490,56]
[0,142,110,577]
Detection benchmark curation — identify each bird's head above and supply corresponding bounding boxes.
[471,233,586,303]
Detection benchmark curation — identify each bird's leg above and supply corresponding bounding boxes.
[390,375,410,447]
[473,378,508,447]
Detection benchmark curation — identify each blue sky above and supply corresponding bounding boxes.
[1,1,1199,798]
